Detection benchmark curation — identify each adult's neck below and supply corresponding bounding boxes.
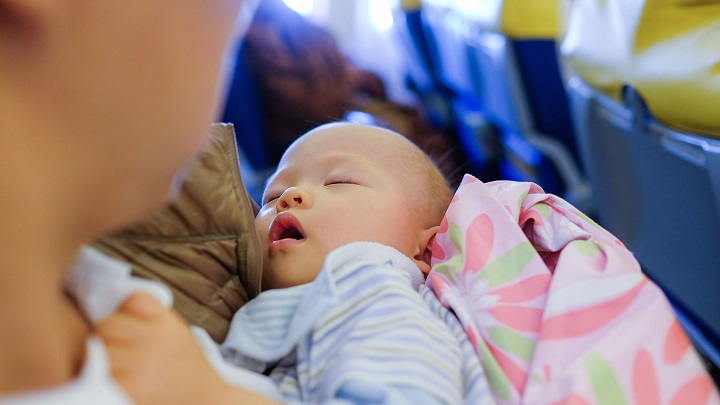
[0,166,92,395]
[0,276,90,394]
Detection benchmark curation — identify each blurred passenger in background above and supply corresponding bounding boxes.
[240,0,467,187]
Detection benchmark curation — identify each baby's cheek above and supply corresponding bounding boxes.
[254,212,270,234]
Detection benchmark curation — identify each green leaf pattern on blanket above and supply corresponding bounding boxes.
[449,221,464,253]
[586,354,628,405]
[517,191,528,209]
[431,222,465,278]
[432,253,463,280]
[534,203,550,219]
[575,240,599,256]
[476,242,536,287]
[489,326,535,362]
[478,338,512,401]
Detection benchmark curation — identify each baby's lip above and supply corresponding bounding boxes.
[269,212,306,244]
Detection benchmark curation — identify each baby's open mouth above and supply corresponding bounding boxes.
[269,212,306,244]
[280,227,304,240]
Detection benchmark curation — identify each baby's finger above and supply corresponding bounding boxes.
[102,343,136,374]
[102,345,150,400]
[117,292,165,320]
[96,312,150,345]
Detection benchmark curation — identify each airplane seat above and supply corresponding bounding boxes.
[559,0,720,372]
[418,1,504,181]
[419,1,474,98]
[394,0,455,132]
[221,40,274,203]
[512,40,576,165]
[393,0,508,182]
[417,0,591,211]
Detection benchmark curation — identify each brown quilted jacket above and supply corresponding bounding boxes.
[94,123,262,342]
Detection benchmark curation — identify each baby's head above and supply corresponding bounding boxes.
[256,122,452,290]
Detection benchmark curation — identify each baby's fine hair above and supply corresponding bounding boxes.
[383,128,453,227]
[312,122,453,226]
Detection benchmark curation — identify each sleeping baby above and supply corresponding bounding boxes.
[99,122,494,404]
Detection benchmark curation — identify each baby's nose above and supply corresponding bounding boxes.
[277,187,311,211]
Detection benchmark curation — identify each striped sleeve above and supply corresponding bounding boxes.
[297,242,465,404]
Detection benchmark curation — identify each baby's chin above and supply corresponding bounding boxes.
[261,259,323,291]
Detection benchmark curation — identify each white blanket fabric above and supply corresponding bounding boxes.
[0,246,282,405]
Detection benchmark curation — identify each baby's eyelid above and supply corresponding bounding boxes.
[262,194,280,205]
[325,177,358,185]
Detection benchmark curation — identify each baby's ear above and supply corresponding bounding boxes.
[413,225,440,277]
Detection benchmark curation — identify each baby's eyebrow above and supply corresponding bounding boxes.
[263,153,374,194]
[320,153,373,170]
[261,171,288,201]
[263,163,295,190]
[263,173,277,191]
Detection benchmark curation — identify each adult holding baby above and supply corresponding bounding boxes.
[0,0,278,403]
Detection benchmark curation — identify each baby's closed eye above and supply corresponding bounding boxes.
[262,194,280,205]
[325,179,356,186]
[324,175,363,186]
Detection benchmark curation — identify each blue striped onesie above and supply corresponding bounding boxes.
[221,242,494,404]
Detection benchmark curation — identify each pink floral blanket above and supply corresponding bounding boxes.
[427,175,719,405]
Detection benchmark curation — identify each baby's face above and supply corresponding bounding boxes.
[255,124,425,290]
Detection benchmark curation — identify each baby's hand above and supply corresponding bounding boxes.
[97,292,228,405]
